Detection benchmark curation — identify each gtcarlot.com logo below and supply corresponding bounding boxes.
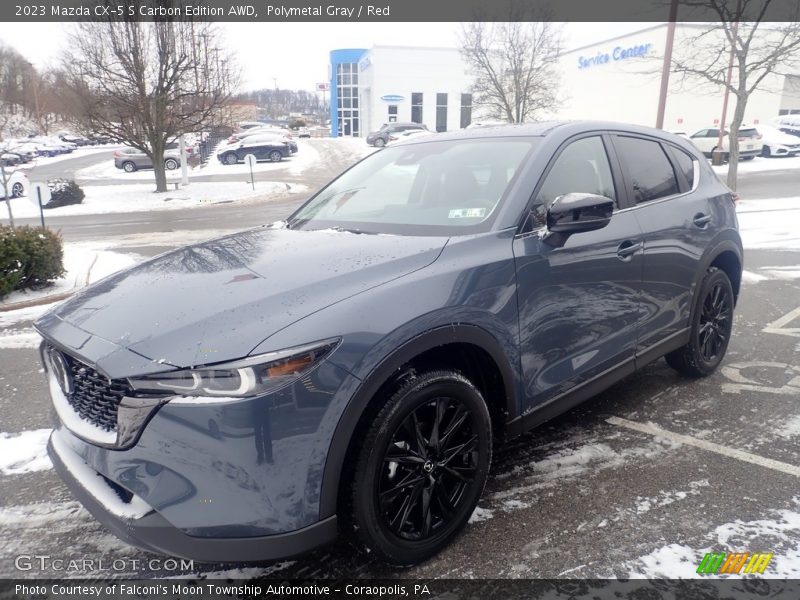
[15,555,194,573]
[696,552,773,575]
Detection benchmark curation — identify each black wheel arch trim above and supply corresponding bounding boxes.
[319,323,518,518]
[693,233,743,308]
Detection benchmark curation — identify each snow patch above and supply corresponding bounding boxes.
[0,429,52,475]
[468,506,494,523]
[0,501,89,527]
[0,329,41,349]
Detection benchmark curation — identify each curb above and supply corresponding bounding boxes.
[0,252,99,313]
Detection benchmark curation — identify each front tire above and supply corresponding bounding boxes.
[374,138,386,148]
[666,267,734,377]
[350,370,492,566]
[222,152,238,165]
[762,145,771,158]
[164,158,179,170]
[11,182,24,198]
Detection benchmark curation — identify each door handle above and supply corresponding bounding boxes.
[616,240,642,261]
[693,213,712,228]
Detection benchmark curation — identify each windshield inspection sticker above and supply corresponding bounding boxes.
[448,208,486,219]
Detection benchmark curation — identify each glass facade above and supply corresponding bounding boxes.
[436,93,448,132]
[460,93,473,128]
[336,62,360,137]
[411,92,423,124]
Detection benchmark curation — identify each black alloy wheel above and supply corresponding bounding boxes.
[350,370,491,565]
[666,267,734,377]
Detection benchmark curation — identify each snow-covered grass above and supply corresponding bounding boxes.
[712,154,800,175]
[76,157,199,181]
[0,180,303,219]
[0,429,51,475]
[737,198,800,251]
[1,241,139,307]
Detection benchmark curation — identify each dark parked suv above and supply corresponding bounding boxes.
[37,122,741,566]
[366,122,428,147]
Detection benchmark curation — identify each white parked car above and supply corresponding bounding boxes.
[755,124,800,157]
[1,170,28,198]
[689,126,763,160]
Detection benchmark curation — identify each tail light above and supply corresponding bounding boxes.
[388,135,398,141]
[112,150,121,158]
[730,192,740,204]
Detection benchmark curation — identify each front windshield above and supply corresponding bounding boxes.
[289,138,537,235]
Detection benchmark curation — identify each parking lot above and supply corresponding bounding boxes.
[1,146,799,580]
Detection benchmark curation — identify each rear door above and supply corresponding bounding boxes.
[513,133,644,412]
[609,134,716,358]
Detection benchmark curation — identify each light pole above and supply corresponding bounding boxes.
[655,0,679,129]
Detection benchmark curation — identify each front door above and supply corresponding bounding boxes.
[513,134,643,412]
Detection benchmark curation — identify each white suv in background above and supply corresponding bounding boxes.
[689,126,763,161]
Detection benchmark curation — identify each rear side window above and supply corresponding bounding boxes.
[670,147,695,190]
[614,136,679,204]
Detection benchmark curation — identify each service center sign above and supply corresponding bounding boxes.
[578,42,652,70]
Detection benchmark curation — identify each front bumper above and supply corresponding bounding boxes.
[48,431,338,562]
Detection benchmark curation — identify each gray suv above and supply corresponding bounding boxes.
[37,121,741,566]
[366,121,428,147]
[113,146,182,172]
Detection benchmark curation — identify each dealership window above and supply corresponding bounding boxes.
[388,104,398,123]
[460,93,473,128]
[411,93,423,124]
[436,93,448,132]
[613,136,679,204]
[335,62,360,137]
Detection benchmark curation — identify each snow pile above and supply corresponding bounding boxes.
[0,429,52,475]
[0,329,41,349]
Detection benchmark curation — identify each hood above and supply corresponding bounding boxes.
[39,226,447,370]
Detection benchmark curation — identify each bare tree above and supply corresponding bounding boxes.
[61,18,238,192]
[671,1,800,189]
[460,20,562,123]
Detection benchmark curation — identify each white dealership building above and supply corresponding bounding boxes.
[328,24,800,137]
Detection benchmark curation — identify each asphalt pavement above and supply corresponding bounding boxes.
[1,146,799,580]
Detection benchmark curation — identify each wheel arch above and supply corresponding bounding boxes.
[319,324,518,519]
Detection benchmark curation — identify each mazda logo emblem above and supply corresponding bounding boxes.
[47,347,73,396]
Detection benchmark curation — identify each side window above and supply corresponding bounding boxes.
[614,136,680,204]
[691,129,707,138]
[532,136,616,227]
[707,128,720,138]
[669,147,696,190]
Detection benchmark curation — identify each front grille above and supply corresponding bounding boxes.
[54,348,132,432]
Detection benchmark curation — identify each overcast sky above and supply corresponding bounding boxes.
[0,22,651,91]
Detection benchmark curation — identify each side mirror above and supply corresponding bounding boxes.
[542,193,614,247]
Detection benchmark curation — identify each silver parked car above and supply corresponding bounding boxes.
[113,146,182,173]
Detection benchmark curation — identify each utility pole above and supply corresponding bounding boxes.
[655,0,679,129]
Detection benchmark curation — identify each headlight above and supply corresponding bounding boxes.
[127,338,339,398]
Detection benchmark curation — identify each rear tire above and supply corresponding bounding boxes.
[11,182,24,198]
[223,153,238,165]
[666,267,734,377]
[164,158,179,170]
[269,150,283,162]
[349,370,491,566]
[122,161,136,173]
[374,138,386,148]
[761,145,771,158]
